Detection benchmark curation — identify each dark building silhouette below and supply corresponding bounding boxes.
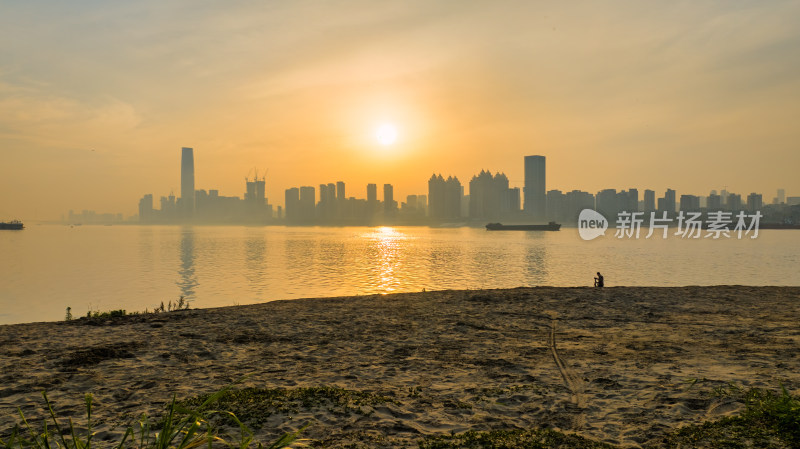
[181,147,195,218]
[468,170,513,221]
[595,189,618,219]
[285,188,300,224]
[384,184,396,216]
[707,192,722,211]
[367,184,377,203]
[428,174,463,221]
[509,187,520,213]
[620,188,638,212]
[659,188,676,215]
[244,172,268,221]
[644,189,656,213]
[747,193,763,212]
[299,186,316,223]
[524,155,546,220]
[139,194,154,221]
[546,190,565,222]
[680,194,701,211]
[727,193,742,211]
[337,181,345,202]
[566,190,595,222]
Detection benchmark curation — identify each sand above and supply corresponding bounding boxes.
[1,286,799,447]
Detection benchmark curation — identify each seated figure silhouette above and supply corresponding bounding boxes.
[594,272,604,288]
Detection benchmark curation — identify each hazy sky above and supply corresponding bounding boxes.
[2,0,799,219]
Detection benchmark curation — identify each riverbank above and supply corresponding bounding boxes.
[1,286,799,447]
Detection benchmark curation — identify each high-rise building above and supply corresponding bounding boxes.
[299,186,316,223]
[623,188,639,212]
[367,184,377,203]
[643,190,655,213]
[327,183,336,203]
[680,195,700,211]
[707,193,722,211]
[509,188,520,213]
[659,188,676,214]
[778,189,786,204]
[181,147,195,218]
[727,193,742,211]
[523,155,546,220]
[139,194,154,222]
[429,174,463,220]
[384,184,396,216]
[595,189,618,219]
[337,181,345,202]
[284,188,300,223]
[468,170,512,220]
[546,190,566,222]
[746,193,763,212]
[428,174,446,219]
[566,190,595,222]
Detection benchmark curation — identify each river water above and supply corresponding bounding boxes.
[0,224,797,324]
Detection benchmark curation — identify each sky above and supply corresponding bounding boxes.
[1,0,799,220]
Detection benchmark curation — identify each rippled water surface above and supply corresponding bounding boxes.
[1,224,798,324]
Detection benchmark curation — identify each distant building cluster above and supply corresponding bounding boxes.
[138,147,274,224]
[124,147,800,227]
[65,210,125,225]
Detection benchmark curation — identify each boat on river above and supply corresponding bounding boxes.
[0,220,24,230]
[486,221,561,231]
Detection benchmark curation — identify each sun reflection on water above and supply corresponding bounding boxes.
[361,227,410,293]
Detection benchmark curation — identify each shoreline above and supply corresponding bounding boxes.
[2,286,799,447]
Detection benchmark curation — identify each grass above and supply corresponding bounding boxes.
[65,297,192,324]
[418,386,800,449]
[659,386,800,448]
[418,429,617,449]
[179,386,398,428]
[4,385,798,448]
[0,387,306,449]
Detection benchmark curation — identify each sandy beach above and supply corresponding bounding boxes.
[1,286,799,448]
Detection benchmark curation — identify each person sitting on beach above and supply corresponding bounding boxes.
[594,272,604,288]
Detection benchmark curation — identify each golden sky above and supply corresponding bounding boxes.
[1,1,799,219]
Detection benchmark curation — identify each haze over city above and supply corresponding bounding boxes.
[2,1,800,220]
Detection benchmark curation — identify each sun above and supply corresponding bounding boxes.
[375,123,398,146]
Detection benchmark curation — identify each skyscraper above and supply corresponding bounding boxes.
[643,189,656,213]
[181,147,195,218]
[384,184,395,215]
[524,155,546,220]
[284,188,300,224]
[367,184,377,203]
[337,181,345,202]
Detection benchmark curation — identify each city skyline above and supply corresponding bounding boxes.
[122,148,799,227]
[2,2,800,220]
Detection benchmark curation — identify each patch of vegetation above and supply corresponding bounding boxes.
[0,388,304,449]
[421,386,800,449]
[153,296,191,313]
[87,309,128,319]
[60,341,143,369]
[66,297,192,325]
[418,428,617,449]
[180,386,398,427]
[660,386,800,448]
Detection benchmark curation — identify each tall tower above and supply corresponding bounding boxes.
[384,184,395,215]
[524,155,546,220]
[181,147,195,218]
